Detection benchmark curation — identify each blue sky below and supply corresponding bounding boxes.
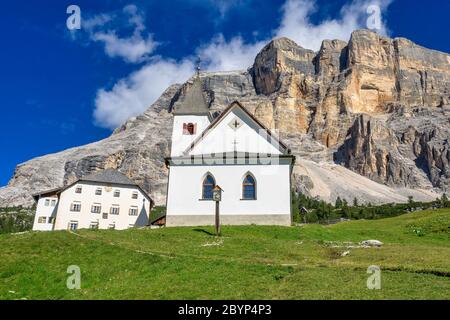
[1,0,449,186]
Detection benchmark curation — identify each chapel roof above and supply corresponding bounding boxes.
[173,76,210,116]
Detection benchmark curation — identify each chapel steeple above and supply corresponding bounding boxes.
[173,75,210,116]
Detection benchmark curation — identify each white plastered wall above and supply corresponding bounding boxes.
[32,196,58,231]
[166,160,292,220]
[171,115,211,157]
[52,182,151,231]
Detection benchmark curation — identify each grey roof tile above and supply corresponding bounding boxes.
[32,169,155,205]
[81,169,136,186]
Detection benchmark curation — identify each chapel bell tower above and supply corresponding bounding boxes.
[170,70,212,157]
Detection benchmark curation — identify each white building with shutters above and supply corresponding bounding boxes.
[32,169,154,231]
[165,75,295,227]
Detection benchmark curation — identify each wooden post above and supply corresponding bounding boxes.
[212,185,223,237]
[215,200,220,236]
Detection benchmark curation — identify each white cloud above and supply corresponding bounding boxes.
[91,32,156,63]
[275,0,392,51]
[197,35,265,72]
[92,0,393,129]
[94,58,194,129]
[84,5,157,63]
[82,13,113,30]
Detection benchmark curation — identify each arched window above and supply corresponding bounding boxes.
[242,174,256,200]
[202,174,215,200]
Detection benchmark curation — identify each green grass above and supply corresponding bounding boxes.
[0,209,449,300]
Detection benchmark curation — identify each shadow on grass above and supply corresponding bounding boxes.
[192,228,215,236]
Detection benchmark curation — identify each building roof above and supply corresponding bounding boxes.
[31,188,62,201]
[32,169,154,205]
[82,169,136,186]
[172,76,210,116]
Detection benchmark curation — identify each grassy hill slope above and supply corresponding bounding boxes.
[0,209,449,300]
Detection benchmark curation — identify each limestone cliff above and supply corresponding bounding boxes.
[1,29,449,207]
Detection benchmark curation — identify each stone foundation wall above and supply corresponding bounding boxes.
[166,214,292,227]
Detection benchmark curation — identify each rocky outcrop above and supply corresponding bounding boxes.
[390,106,450,190]
[335,112,430,188]
[315,39,348,80]
[1,29,449,208]
[252,37,316,95]
[335,106,450,191]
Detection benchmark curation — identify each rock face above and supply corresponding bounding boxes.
[1,29,449,208]
[335,106,450,191]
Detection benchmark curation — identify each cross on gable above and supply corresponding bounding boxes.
[228,117,243,131]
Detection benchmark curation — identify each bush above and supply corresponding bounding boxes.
[292,191,445,224]
[305,211,319,223]
[0,207,34,234]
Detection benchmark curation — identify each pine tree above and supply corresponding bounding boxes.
[408,196,415,211]
[341,199,349,218]
[441,194,449,208]
[342,199,348,208]
[335,196,343,209]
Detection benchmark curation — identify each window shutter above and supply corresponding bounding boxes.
[183,123,188,134]
[193,124,197,134]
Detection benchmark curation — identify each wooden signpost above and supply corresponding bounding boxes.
[212,185,223,236]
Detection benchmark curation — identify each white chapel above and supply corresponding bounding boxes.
[165,74,296,227]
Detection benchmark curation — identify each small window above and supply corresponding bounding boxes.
[183,123,196,135]
[48,217,55,224]
[102,212,108,220]
[68,221,78,231]
[89,222,99,230]
[110,206,120,215]
[38,217,46,224]
[95,188,102,196]
[129,207,138,216]
[91,204,102,214]
[44,199,50,206]
[108,224,116,230]
[242,174,256,200]
[75,186,82,194]
[114,190,120,198]
[70,202,81,212]
[132,192,138,200]
[51,200,56,207]
[202,174,215,200]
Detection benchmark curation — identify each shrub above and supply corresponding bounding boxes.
[305,211,319,223]
[0,207,34,234]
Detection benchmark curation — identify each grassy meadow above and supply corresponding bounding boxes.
[0,209,449,300]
